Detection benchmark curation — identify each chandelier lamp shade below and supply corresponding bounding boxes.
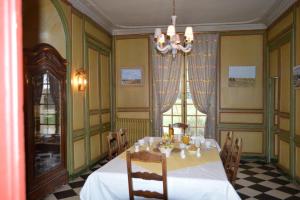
[154,0,194,58]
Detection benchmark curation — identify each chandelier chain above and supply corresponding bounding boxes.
[173,0,175,16]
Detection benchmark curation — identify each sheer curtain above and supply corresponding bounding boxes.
[152,39,183,136]
[187,34,218,139]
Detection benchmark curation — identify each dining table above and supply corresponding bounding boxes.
[80,137,241,200]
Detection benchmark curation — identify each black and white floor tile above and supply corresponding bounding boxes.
[43,159,300,200]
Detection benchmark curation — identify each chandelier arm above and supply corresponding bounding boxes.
[156,43,172,54]
[177,44,193,53]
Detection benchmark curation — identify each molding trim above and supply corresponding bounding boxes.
[69,0,114,34]
[112,23,267,36]
[68,0,297,36]
[264,0,297,26]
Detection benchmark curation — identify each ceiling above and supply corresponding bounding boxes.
[69,0,297,35]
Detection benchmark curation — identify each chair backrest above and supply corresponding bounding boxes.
[118,128,129,153]
[107,132,120,160]
[226,138,243,184]
[126,151,168,200]
[220,131,233,167]
[172,123,188,135]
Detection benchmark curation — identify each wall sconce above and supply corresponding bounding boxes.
[73,69,87,91]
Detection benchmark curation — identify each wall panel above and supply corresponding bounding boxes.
[88,48,100,110]
[279,42,291,113]
[270,49,279,77]
[101,132,110,155]
[90,115,99,127]
[71,12,83,69]
[85,21,111,48]
[296,90,300,136]
[117,112,150,119]
[268,12,293,41]
[101,54,110,109]
[220,35,263,109]
[279,117,290,132]
[102,113,110,124]
[297,6,300,65]
[296,146,300,178]
[220,131,263,154]
[72,92,85,130]
[116,38,149,108]
[90,134,101,161]
[220,113,263,124]
[73,139,86,170]
[23,0,66,57]
[278,140,290,171]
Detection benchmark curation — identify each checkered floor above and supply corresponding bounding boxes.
[43,159,300,200]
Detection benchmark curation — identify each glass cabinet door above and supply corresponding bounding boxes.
[32,72,61,176]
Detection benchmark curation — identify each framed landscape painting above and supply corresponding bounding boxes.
[120,68,143,86]
[293,65,300,88]
[228,66,256,87]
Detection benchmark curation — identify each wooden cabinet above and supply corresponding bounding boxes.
[24,43,68,200]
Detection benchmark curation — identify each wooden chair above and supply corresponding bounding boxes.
[226,138,243,184]
[126,151,168,200]
[107,132,120,160]
[220,131,233,168]
[118,128,129,153]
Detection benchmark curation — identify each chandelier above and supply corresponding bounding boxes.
[154,0,194,58]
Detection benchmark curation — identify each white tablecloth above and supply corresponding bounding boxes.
[80,138,241,200]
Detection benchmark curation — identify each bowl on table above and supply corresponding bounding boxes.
[187,144,197,154]
[159,145,173,157]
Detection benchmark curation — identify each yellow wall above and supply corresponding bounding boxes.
[267,3,300,180]
[279,140,290,171]
[115,37,151,141]
[115,38,150,109]
[23,0,66,57]
[220,131,263,154]
[268,12,293,41]
[296,146,300,178]
[23,0,112,175]
[279,43,291,113]
[218,33,265,156]
[220,34,264,109]
[296,5,300,138]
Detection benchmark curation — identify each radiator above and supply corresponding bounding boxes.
[116,118,150,146]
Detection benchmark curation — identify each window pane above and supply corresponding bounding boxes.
[47,115,56,124]
[173,105,181,115]
[175,97,181,104]
[188,128,196,136]
[40,125,56,134]
[164,108,172,115]
[187,116,196,127]
[196,128,205,136]
[173,116,182,124]
[163,116,172,126]
[197,116,206,127]
[187,105,196,115]
[197,109,205,115]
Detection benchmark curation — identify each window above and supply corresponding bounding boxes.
[36,74,57,136]
[163,64,207,136]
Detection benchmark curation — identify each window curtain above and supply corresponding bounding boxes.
[187,34,218,139]
[152,38,183,136]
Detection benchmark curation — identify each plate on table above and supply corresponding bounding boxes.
[187,144,197,154]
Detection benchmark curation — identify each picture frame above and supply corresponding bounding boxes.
[293,65,300,88]
[120,67,143,86]
[228,66,256,87]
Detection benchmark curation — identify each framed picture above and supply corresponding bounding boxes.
[120,68,143,86]
[228,66,256,87]
[293,65,300,88]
